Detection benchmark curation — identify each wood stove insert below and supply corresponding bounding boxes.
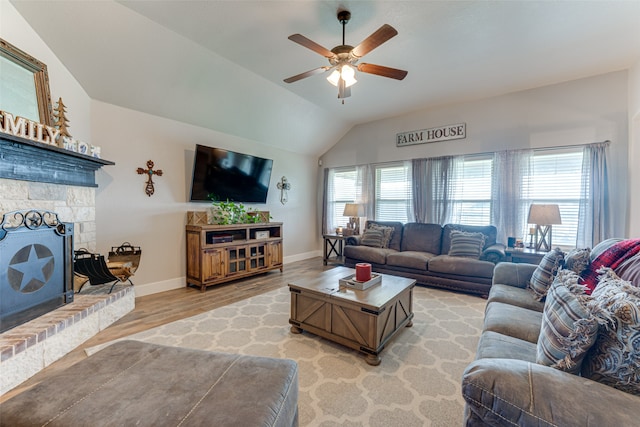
[0,210,74,333]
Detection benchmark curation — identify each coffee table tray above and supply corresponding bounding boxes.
[339,273,381,290]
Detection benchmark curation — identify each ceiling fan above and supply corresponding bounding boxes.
[283,10,408,101]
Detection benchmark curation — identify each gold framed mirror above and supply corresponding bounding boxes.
[0,37,53,126]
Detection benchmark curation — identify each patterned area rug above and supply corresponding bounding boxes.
[87,286,486,426]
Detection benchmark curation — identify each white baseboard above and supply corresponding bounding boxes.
[134,277,184,297]
[283,250,321,264]
[134,251,322,297]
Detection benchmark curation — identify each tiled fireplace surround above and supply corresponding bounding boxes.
[0,158,134,395]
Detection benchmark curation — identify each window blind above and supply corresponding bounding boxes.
[328,167,357,228]
[521,150,584,247]
[374,163,411,222]
[449,157,493,225]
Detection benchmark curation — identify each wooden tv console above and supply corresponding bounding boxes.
[186,222,283,291]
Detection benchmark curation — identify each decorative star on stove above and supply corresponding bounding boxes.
[25,211,43,229]
[8,244,54,292]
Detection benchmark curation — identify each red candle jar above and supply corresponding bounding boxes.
[355,263,372,282]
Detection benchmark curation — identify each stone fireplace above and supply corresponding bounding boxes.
[0,132,134,396]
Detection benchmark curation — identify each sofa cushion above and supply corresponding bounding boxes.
[368,223,394,248]
[428,255,495,278]
[582,269,640,394]
[364,221,404,251]
[344,245,395,265]
[487,284,545,312]
[564,247,591,275]
[441,224,497,253]
[536,270,599,374]
[400,223,442,253]
[475,331,537,362]
[483,302,542,343]
[360,228,385,248]
[448,231,485,258]
[386,251,433,270]
[528,247,565,300]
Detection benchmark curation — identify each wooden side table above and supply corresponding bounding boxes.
[323,234,345,265]
[505,248,546,264]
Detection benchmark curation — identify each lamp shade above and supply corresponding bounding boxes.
[527,204,562,225]
[343,203,364,217]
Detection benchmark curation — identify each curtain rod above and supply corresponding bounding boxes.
[327,140,611,170]
[460,139,611,160]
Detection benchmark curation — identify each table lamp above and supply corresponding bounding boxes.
[527,204,562,252]
[343,203,364,235]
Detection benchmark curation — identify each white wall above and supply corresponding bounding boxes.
[628,59,640,238]
[0,2,91,142]
[3,1,320,296]
[321,71,630,238]
[92,101,319,295]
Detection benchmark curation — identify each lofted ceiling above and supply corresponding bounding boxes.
[11,1,640,157]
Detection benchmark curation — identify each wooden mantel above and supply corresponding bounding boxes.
[0,132,114,187]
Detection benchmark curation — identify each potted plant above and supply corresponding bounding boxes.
[208,195,269,225]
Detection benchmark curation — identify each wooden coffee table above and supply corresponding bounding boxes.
[288,266,415,365]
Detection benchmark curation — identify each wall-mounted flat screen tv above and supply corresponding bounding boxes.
[189,144,273,203]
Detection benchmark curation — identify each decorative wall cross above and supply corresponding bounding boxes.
[136,160,163,197]
[277,176,291,205]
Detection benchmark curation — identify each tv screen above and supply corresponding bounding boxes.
[189,145,273,203]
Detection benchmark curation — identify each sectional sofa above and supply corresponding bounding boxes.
[462,238,640,426]
[344,221,506,296]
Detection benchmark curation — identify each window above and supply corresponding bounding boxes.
[374,163,412,222]
[521,150,584,247]
[327,167,357,229]
[449,157,493,225]
[324,145,594,247]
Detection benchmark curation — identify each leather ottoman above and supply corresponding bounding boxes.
[1,340,298,427]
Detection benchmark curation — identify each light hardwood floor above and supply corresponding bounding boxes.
[1,257,338,402]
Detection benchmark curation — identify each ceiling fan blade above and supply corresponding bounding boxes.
[357,63,408,80]
[352,24,398,58]
[283,66,331,83]
[288,34,335,58]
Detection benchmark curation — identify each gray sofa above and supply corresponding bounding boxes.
[344,221,506,296]
[462,239,640,426]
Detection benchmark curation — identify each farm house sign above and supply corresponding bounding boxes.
[396,123,466,147]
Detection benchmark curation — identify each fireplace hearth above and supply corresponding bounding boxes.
[0,210,74,333]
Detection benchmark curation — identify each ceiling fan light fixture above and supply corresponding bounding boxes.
[341,65,357,87]
[327,65,357,88]
[327,69,341,86]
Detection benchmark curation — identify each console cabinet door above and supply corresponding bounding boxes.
[202,249,225,282]
[268,241,283,267]
[202,248,224,282]
[248,244,267,271]
[226,247,248,275]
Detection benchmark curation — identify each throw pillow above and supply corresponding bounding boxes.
[617,253,640,287]
[582,268,640,394]
[536,270,599,374]
[564,247,591,275]
[448,231,485,258]
[360,228,385,248]
[368,224,394,249]
[580,239,640,294]
[528,248,565,301]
